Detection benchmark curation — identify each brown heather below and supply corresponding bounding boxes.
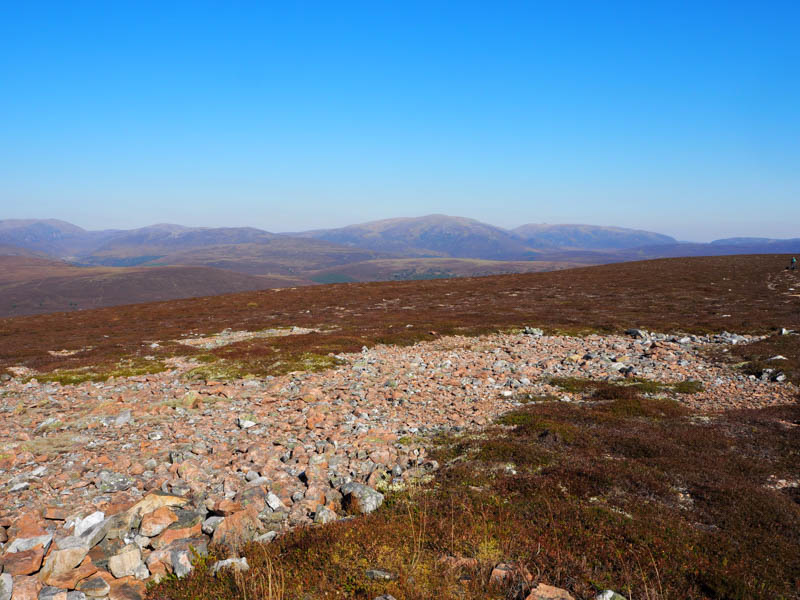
[1,255,798,381]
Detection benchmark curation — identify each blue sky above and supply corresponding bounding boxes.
[1,1,797,241]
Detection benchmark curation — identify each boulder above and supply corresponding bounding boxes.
[0,574,11,600]
[210,557,249,576]
[526,583,575,600]
[1,547,44,576]
[108,578,145,600]
[211,507,260,549]
[139,507,177,538]
[39,546,89,582]
[108,546,143,579]
[596,592,626,600]
[313,506,337,525]
[40,557,97,589]
[75,576,110,599]
[340,483,384,514]
[5,536,52,555]
[37,587,69,600]
[126,493,187,521]
[73,514,104,538]
[9,575,40,600]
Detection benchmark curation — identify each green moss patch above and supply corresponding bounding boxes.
[25,358,166,386]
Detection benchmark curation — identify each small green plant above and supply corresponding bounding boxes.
[550,376,596,393]
[671,380,704,394]
[25,358,166,386]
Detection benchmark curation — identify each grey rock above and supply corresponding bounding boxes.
[76,517,112,548]
[237,416,256,429]
[246,476,270,487]
[202,516,224,535]
[76,575,110,597]
[0,573,11,600]
[74,511,105,537]
[7,533,53,553]
[39,587,67,600]
[96,471,132,493]
[373,596,397,600]
[266,492,285,511]
[366,569,396,581]
[114,410,132,427]
[108,544,143,578]
[170,549,193,578]
[313,506,337,524]
[341,482,384,514]
[55,535,90,550]
[133,562,150,580]
[210,557,249,575]
[36,417,60,432]
[254,531,278,543]
[596,591,627,600]
[66,592,86,600]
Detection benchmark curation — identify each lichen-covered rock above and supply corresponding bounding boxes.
[210,557,249,576]
[76,575,110,598]
[340,483,384,514]
[0,573,11,600]
[526,583,575,600]
[108,545,143,579]
[0,546,44,576]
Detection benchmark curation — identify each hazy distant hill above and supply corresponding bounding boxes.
[82,224,280,266]
[0,219,120,258]
[710,237,800,252]
[0,255,297,317]
[295,214,536,260]
[512,224,676,250]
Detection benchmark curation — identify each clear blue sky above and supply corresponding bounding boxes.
[1,1,797,241]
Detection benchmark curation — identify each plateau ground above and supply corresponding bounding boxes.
[0,256,797,600]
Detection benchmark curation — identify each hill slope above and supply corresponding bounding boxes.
[2,254,797,374]
[141,238,386,275]
[0,256,298,317]
[308,257,582,283]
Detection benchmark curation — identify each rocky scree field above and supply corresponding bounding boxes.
[0,255,797,600]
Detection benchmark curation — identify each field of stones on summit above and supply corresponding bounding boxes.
[0,255,798,600]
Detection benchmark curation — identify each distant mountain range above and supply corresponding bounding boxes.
[512,223,676,250]
[0,215,797,317]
